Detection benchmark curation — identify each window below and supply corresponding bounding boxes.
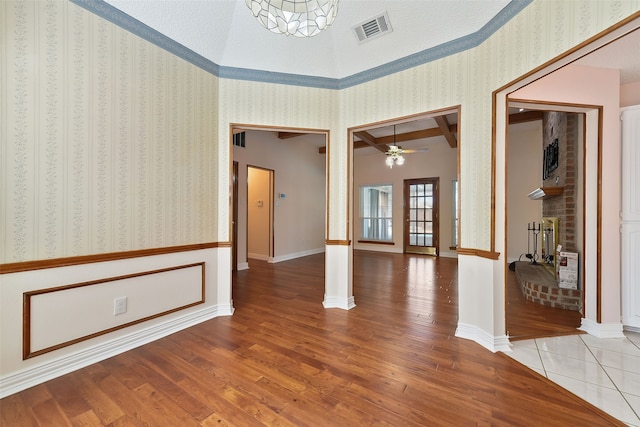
[451,180,458,247]
[233,131,246,147]
[360,184,393,242]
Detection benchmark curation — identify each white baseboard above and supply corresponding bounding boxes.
[237,262,250,271]
[455,322,511,353]
[354,245,402,254]
[439,251,458,259]
[624,325,640,334]
[0,304,233,399]
[578,318,625,338]
[322,295,356,310]
[354,247,458,258]
[269,248,325,263]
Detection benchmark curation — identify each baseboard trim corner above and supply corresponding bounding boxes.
[269,248,325,264]
[578,318,625,338]
[455,322,511,353]
[322,295,356,310]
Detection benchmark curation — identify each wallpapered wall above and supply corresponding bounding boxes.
[337,0,639,249]
[1,0,219,264]
[2,0,639,262]
[217,79,336,240]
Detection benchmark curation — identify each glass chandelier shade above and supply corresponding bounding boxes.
[385,125,405,168]
[385,145,405,168]
[245,0,339,38]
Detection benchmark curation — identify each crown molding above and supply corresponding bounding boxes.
[70,0,532,89]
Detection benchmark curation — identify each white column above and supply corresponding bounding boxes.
[621,105,640,331]
[323,244,355,309]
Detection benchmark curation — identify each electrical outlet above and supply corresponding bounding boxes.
[114,296,127,315]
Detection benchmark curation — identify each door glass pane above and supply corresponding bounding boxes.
[406,181,436,252]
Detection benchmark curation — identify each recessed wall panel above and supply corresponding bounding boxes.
[24,263,204,358]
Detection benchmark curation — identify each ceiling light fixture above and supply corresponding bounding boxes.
[245,0,339,38]
[385,125,405,168]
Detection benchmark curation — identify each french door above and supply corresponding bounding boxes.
[404,178,439,255]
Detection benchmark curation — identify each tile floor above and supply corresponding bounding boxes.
[505,331,640,426]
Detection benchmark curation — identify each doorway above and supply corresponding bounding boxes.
[494,20,634,339]
[505,107,585,339]
[230,126,328,278]
[232,161,239,271]
[404,178,439,255]
[247,166,274,261]
[351,108,460,259]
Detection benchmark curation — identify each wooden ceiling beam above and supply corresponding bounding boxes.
[434,115,457,148]
[353,131,389,153]
[277,132,307,139]
[374,125,458,145]
[509,110,544,124]
[317,111,543,153]
[319,140,380,153]
[318,125,459,154]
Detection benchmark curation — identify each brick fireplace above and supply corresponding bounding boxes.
[542,112,579,253]
[515,262,582,311]
[516,111,583,313]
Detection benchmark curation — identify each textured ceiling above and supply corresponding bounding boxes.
[103,0,512,79]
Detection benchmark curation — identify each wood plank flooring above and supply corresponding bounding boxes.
[1,251,622,426]
[505,263,582,340]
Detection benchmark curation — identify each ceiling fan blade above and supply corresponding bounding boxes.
[359,146,429,157]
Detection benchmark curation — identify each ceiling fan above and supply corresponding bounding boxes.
[384,125,428,168]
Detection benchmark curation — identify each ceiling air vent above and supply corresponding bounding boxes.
[353,12,392,43]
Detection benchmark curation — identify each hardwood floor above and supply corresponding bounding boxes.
[1,251,622,426]
[505,264,582,341]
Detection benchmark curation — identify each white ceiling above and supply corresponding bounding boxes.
[104,0,512,79]
[103,0,639,83]
[574,27,640,85]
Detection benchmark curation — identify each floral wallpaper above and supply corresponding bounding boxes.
[1,0,218,263]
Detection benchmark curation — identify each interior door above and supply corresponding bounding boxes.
[232,161,238,271]
[404,178,439,255]
[247,166,274,260]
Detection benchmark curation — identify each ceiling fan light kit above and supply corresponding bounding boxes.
[385,125,406,168]
[385,145,405,168]
[245,0,340,38]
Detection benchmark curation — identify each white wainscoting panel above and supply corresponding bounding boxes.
[26,263,204,357]
[0,247,232,398]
